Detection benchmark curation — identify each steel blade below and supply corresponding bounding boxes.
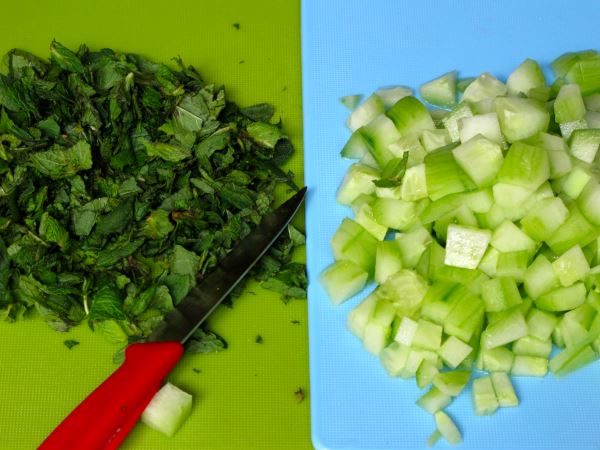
[147,187,307,344]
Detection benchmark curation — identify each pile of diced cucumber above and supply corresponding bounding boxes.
[321,50,600,446]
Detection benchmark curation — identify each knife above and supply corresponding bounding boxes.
[38,187,307,450]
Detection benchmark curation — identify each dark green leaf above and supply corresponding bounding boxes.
[186,328,227,354]
[141,209,174,239]
[30,141,92,179]
[143,141,192,162]
[64,339,80,349]
[89,285,126,321]
[240,103,274,122]
[246,122,283,149]
[50,40,84,73]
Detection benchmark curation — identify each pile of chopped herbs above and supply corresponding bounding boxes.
[0,41,306,353]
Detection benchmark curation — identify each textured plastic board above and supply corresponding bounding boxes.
[0,1,310,449]
[302,1,600,449]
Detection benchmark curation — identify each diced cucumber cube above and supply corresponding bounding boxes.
[535,283,587,312]
[424,147,473,201]
[375,85,412,109]
[347,94,384,131]
[521,197,569,242]
[546,204,598,255]
[524,255,560,299]
[401,163,428,201]
[355,203,388,241]
[481,277,522,312]
[562,166,592,199]
[481,310,528,349]
[420,71,457,108]
[461,73,507,103]
[463,189,494,214]
[569,128,600,163]
[331,218,378,274]
[442,103,474,142]
[347,292,379,339]
[444,224,491,270]
[511,355,548,377]
[578,180,600,226]
[490,372,519,408]
[377,270,428,316]
[413,319,443,350]
[458,112,504,145]
[452,135,503,188]
[481,346,514,372]
[141,382,193,437]
[554,84,586,123]
[341,131,369,159]
[434,411,462,446]
[417,387,452,414]
[417,360,440,389]
[394,316,418,346]
[507,58,545,96]
[513,335,552,358]
[496,251,530,282]
[433,370,470,396]
[320,260,368,305]
[552,245,590,287]
[336,163,380,205]
[363,321,391,355]
[420,129,452,152]
[439,336,473,368]
[340,94,363,111]
[380,341,411,376]
[472,376,499,415]
[387,96,435,136]
[497,142,550,191]
[491,221,536,253]
[360,114,402,167]
[375,240,403,284]
[495,97,549,142]
[526,307,558,341]
[372,198,416,231]
[395,223,432,268]
[560,118,588,140]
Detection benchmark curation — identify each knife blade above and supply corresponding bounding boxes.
[38,187,307,450]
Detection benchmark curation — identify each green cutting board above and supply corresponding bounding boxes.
[0,1,310,449]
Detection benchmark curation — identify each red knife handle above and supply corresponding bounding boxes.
[38,341,184,450]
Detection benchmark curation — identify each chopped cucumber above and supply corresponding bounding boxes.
[472,376,499,415]
[511,355,548,377]
[434,411,462,446]
[507,58,545,96]
[490,372,519,407]
[141,382,193,437]
[444,224,491,269]
[320,260,368,304]
[340,94,363,111]
[452,135,503,187]
[420,71,457,108]
[554,84,586,123]
[336,163,380,205]
[461,73,507,103]
[433,370,470,396]
[495,97,549,142]
[387,96,435,136]
[327,51,600,446]
[458,112,504,145]
[569,128,600,163]
[375,240,403,284]
[376,85,412,108]
[347,94,384,131]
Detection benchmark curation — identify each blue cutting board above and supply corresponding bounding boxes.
[302,1,600,449]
